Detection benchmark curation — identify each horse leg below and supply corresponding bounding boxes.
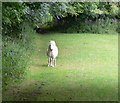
[50,57,53,67]
[51,58,54,67]
[54,58,56,66]
[48,57,50,67]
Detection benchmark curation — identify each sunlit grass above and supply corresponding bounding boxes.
[3,33,118,101]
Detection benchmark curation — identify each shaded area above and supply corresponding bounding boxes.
[3,76,118,101]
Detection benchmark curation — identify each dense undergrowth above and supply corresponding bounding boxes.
[2,25,35,91]
[51,17,119,34]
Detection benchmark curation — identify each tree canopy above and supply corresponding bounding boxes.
[2,2,119,36]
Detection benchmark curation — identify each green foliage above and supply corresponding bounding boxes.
[2,39,28,89]
[2,26,35,91]
[2,2,27,37]
[98,2,119,15]
[2,2,119,36]
[116,20,120,33]
[52,16,118,34]
[2,2,80,37]
[66,18,118,34]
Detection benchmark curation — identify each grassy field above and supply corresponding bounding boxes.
[3,33,118,101]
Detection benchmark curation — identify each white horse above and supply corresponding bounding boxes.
[47,40,58,67]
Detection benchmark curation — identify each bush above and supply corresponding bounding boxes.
[116,20,120,33]
[52,17,118,34]
[67,18,118,34]
[2,25,35,91]
[2,40,28,89]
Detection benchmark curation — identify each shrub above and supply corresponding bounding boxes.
[52,17,118,34]
[116,20,120,33]
[2,40,28,89]
[66,18,118,34]
[2,25,35,91]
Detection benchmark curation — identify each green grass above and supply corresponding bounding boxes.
[3,33,118,101]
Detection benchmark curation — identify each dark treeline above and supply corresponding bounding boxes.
[51,13,119,34]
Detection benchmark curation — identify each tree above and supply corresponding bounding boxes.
[2,2,119,37]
